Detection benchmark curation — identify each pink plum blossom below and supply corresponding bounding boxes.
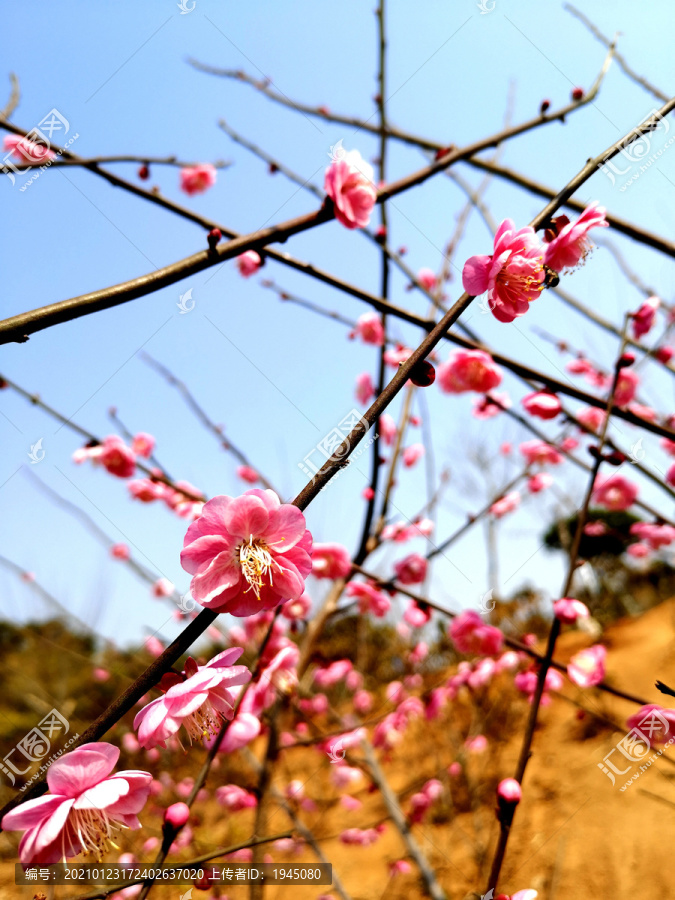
[1,743,151,866]
[3,134,55,164]
[180,490,312,616]
[527,473,553,493]
[543,202,608,273]
[281,592,311,620]
[417,268,437,292]
[614,368,639,408]
[355,371,375,405]
[236,465,259,484]
[133,649,251,748]
[630,522,675,549]
[577,406,606,434]
[311,542,352,579]
[180,163,217,195]
[632,296,660,339]
[236,250,262,278]
[378,413,397,445]
[111,543,130,560]
[99,436,136,478]
[462,218,545,323]
[216,785,257,811]
[437,349,503,394]
[324,149,377,229]
[592,474,638,511]
[489,491,521,518]
[151,577,174,598]
[131,433,155,458]
[346,580,390,617]
[449,610,504,656]
[553,597,589,624]
[519,440,563,466]
[522,391,562,420]
[567,645,606,687]
[402,443,425,468]
[351,312,384,346]
[393,553,428,585]
[626,705,675,743]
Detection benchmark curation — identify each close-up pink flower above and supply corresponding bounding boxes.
[133,649,251,748]
[351,312,385,346]
[592,474,639,511]
[449,610,504,657]
[180,489,312,616]
[179,163,217,195]
[567,644,606,687]
[438,349,503,394]
[311,542,352,579]
[543,202,608,273]
[1,743,152,866]
[393,552,428,585]
[324,149,377,229]
[462,218,545,323]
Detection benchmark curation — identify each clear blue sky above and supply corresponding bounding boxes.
[1,0,674,648]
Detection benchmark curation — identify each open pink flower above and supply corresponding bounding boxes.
[567,644,606,687]
[346,580,391,617]
[355,372,375,405]
[98,436,136,478]
[393,553,427,585]
[131,433,155,458]
[522,391,562,420]
[179,163,217,195]
[236,251,262,278]
[592,474,638,511]
[489,491,521,518]
[134,649,251,748]
[528,473,553,493]
[614,368,639,407]
[351,312,384,346]
[3,134,55,164]
[180,490,312,616]
[577,406,606,434]
[632,296,660,339]
[519,439,563,466]
[449,610,503,657]
[2,743,152,866]
[312,542,352,579]
[543,202,608,273]
[462,219,545,323]
[324,149,377,229]
[438,349,503,394]
[630,521,675,550]
[281,592,312,620]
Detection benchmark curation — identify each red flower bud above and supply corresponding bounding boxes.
[571,86,584,101]
[618,352,636,368]
[207,228,222,251]
[138,165,150,180]
[410,359,436,387]
[539,99,551,115]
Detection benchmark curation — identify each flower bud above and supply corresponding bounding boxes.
[138,165,150,180]
[207,228,222,251]
[539,99,550,115]
[410,359,436,387]
[571,86,584,101]
[164,802,190,829]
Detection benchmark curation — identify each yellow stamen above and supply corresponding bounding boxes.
[238,535,275,600]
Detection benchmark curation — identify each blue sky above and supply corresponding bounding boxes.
[1,0,675,648]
